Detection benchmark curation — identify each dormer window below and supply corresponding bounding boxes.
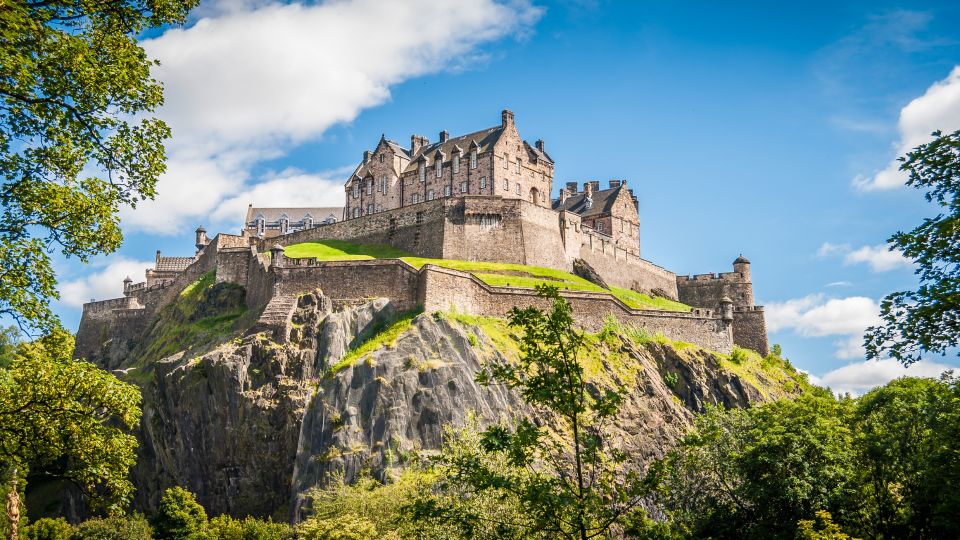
[418,161,425,182]
[435,158,442,178]
[453,154,460,173]
[470,150,477,169]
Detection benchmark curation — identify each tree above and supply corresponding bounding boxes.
[0,0,197,333]
[865,129,960,365]
[71,514,153,540]
[0,329,141,536]
[430,285,642,539]
[151,487,207,540]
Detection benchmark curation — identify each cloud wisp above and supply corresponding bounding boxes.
[59,257,155,307]
[766,293,881,359]
[814,358,953,396]
[122,0,543,234]
[817,242,912,272]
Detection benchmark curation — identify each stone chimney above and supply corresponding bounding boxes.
[565,181,578,193]
[584,181,593,198]
[559,189,569,204]
[589,180,600,192]
[609,179,622,189]
[501,109,515,129]
[362,150,371,163]
[410,135,428,155]
[439,130,449,143]
[155,250,161,267]
[535,139,545,152]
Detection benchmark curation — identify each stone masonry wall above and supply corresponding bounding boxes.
[676,272,753,309]
[273,259,421,313]
[420,264,733,353]
[578,229,678,297]
[733,307,770,356]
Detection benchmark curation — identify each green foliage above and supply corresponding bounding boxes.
[729,346,749,364]
[438,285,643,538]
[0,328,141,512]
[151,487,208,540]
[71,514,153,540]
[864,129,960,365]
[22,517,72,540]
[295,514,376,540]
[283,241,409,260]
[0,325,21,370]
[207,515,292,540]
[648,374,960,539]
[0,0,198,332]
[329,309,422,374]
[139,272,247,363]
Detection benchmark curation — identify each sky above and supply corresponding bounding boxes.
[54,0,960,395]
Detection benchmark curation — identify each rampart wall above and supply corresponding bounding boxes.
[677,272,754,309]
[732,307,769,356]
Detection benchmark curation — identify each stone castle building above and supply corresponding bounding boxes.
[78,109,769,362]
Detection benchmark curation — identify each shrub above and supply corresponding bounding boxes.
[151,487,208,540]
[295,515,376,540]
[71,515,153,540]
[208,515,293,540]
[22,518,72,540]
[729,346,749,365]
[663,371,680,390]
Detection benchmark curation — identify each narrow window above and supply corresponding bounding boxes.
[381,176,387,193]
[367,180,373,195]
[461,181,468,193]
[379,154,384,163]
[515,183,520,195]
[516,159,521,173]
[412,193,420,204]
[367,203,373,215]
[453,154,460,173]
[470,150,477,169]
[444,185,451,197]
[428,189,435,201]
[435,158,442,178]
[418,161,425,182]
[503,179,509,191]
[353,183,360,198]
[480,177,486,189]
[503,154,509,169]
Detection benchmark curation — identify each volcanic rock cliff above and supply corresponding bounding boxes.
[80,274,804,521]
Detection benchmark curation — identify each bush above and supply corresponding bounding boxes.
[152,487,208,540]
[22,518,72,540]
[208,515,292,540]
[295,515,377,540]
[729,346,749,364]
[71,515,153,540]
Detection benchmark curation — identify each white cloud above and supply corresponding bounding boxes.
[818,358,954,395]
[816,242,912,272]
[211,168,346,226]
[766,294,881,358]
[58,258,154,307]
[123,0,543,234]
[854,65,960,191]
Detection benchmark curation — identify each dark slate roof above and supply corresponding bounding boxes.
[155,256,194,272]
[401,126,504,173]
[552,185,626,219]
[734,255,750,264]
[382,138,410,158]
[524,140,554,165]
[245,207,343,224]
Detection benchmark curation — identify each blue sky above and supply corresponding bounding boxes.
[56,0,960,394]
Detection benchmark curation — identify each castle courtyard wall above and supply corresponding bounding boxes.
[732,307,769,356]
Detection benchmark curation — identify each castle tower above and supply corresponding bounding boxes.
[196,226,209,253]
[733,254,750,282]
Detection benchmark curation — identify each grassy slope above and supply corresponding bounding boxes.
[285,240,689,312]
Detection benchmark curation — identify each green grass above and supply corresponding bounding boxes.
[284,240,409,260]
[285,240,691,312]
[329,309,422,374]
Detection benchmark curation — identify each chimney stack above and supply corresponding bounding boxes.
[565,181,578,193]
[439,130,449,143]
[501,109,515,129]
[584,181,593,198]
[410,135,428,155]
[609,179,622,189]
[535,139,545,152]
[363,150,371,163]
[559,189,569,204]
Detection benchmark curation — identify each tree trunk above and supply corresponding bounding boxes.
[5,470,19,540]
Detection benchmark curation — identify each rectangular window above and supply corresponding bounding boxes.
[470,150,477,169]
[503,179,509,191]
[367,180,373,195]
[428,189,435,201]
[453,155,460,173]
[460,181,468,193]
[480,177,486,189]
[418,162,425,182]
[367,204,373,215]
[435,159,442,178]
[379,154,384,163]
[516,159,521,174]
[353,184,360,198]
[411,193,420,204]
[444,185,451,197]
[503,155,509,169]
[515,183,520,195]
[381,176,387,194]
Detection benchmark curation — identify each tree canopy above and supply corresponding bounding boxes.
[0,0,197,332]
[865,129,960,365]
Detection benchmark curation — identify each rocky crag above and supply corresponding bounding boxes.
[80,273,805,522]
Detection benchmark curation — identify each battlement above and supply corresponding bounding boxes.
[677,271,745,282]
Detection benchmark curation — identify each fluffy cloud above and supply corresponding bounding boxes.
[211,168,346,227]
[854,65,960,191]
[766,293,881,358]
[816,242,912,272]
[122,0,543,234]
[58,258,155,307]
[817,358,954,395]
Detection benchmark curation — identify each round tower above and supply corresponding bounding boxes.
[195,226,208,253]
[733,254,751,282]
[123,275,133,295]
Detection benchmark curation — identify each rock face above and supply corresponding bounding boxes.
[90,284,796,521]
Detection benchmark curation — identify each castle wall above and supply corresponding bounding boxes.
[244,246,275,312]
[578,230,678,297]
[440,197,527,264]
[676,272,753,309]
[420,264,733,353]
[273,259,420,312]
[733,307,769,356]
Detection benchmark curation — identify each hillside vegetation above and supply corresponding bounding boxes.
[284,240,690,311]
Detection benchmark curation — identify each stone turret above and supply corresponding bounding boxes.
[123,276,133,295]
[720,295,734,322]
[270,244,285,268]
[733,254,751,282]
[195,226,209,253]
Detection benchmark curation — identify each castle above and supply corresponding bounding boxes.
[76,110,769,362]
